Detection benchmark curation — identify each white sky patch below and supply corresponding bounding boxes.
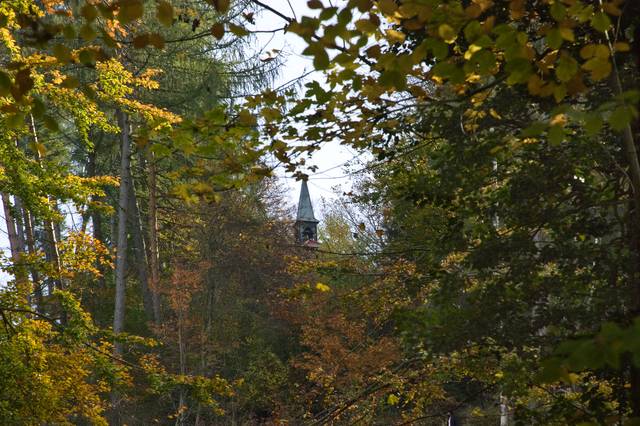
[251,0,368,216]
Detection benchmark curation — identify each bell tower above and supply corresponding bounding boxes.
[295,180,319,247]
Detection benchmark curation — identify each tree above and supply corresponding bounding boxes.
[241,0,640,422]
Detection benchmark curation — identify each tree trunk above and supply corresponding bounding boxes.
[127,177,156,323]
[20,204,42,309]
[28,115,62,294]
[85,146,107,288]
[147,151,161,322]
[607,19,640,415]
[2,193,29,291]
[113,108,131,356]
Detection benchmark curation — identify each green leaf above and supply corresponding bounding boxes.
[546,28,563,49]
[79,24,98,41]
[521,121,547,137]
[609,105,635,131]
[79,49,97,65]
[425,38,449,60]
[304,44,330,70]
[438,24,457,44]
[464,21,483,42]
[505,58,532,84]
[432,62,465,83]
[584,113,603,135]
[548,124,564,145]
[550,2,566,21]
[379,70,406,89]
[556,54,578,82]
[81,4,98,21]
[52,44,72,63]
[43,115,59,132]
[537,358,565,383]
[319,7,338,20]
[228,24,249,37]
[591,12,611,32]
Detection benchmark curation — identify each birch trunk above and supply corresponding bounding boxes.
[2,193,28,290]
[147,151,161,322]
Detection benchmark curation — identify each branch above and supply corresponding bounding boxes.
[250,0,295,23]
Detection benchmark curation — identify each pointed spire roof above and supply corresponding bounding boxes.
[296,180,318,222]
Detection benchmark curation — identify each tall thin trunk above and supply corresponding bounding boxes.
[13,196,31,304]
[2,193,28,291]
[21,205,42,309]
[606,10,640,415]
[28,115,62,294]
[175,308,186,426]
[499,394,510,426]
[13,197,26,254]
[43,213,62,291]
[127,177,155,323]
[147,151,161,322]
[113,109,131,356]
[85,146,107,288]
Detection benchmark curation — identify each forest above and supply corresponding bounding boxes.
[0,0,639,424]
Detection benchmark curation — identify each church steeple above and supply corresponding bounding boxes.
[295,180,319,246]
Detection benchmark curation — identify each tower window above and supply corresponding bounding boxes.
[302,226,314,241]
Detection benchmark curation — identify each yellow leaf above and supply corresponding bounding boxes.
[315,283,331,292]
[386,29,405,43]
[613,42,630,52]
[464,44,482,60]
[558,27,574,41]
[550,113,566,126]
[594,44,610,59]
[582,57,612,81]
[355,18,377,33]
[579,44,596,59]
[387,394,400,405]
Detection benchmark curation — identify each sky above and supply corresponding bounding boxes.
[250,0,364,215]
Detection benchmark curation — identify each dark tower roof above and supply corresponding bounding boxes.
[296,180,318,223]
